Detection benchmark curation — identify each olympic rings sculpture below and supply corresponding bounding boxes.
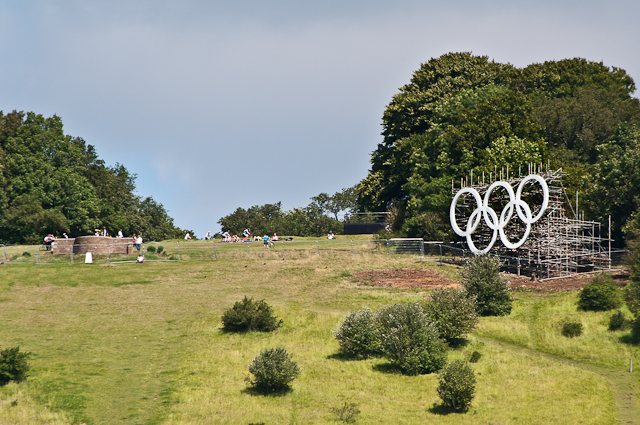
[449,174,549,254]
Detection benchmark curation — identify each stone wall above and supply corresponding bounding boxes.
[52,236,135,255]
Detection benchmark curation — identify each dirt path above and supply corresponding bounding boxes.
[476,336,640,424]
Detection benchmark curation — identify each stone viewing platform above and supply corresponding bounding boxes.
[52,236,135,255]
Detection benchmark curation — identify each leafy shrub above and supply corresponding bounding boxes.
[624,281,640,317]
[0,347,31,386]
[561,322,583,337]
[246,347,300,392]
[169,255,177,260]
[437,360,476,411]
[157,246,164,254]
[222,297,283,332]
[468,351,482,363]
[22,252,31,257]
[423,288,479,341]
[146,246,156,253]
[332,307,381,359]
[577,274,622,311]
[331,401,361,423]
[461,255,512,316]
[608,310,630,331]
[376,303,447,375]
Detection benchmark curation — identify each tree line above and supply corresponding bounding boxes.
[356,52,640,245]
[217,187,357,237]
[0,111,191,244]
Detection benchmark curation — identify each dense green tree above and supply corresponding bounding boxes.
[586,124,640,242]
[0,110,185,243]
[359,53,640,242]
[217,202,342,238]
[310,185,358,221]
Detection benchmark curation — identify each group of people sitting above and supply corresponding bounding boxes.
[220,229,283,244]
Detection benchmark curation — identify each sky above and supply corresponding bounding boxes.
[1,0,639,237]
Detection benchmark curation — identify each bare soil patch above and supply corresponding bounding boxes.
[354,268,629,292]
[354,269,456,289]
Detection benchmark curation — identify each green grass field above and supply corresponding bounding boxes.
[0,251,638,424]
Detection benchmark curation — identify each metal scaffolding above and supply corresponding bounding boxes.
[451,167,612,280]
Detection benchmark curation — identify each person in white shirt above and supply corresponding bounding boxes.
[118,229,123,238]
[135,234,143,251]
[184,232,191,240]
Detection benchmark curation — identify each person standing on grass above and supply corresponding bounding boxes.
[135,234,143,251]
[263,234,269,248]
[118,229,123,238]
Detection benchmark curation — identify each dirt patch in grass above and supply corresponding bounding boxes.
[354,268,630,293]
[354,268,456,289]
[509,271,629,293]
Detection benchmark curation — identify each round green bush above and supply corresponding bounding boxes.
[222,296,283,332]
[157,246,164,254]
[332,307,381,359]
[577,274,622,312]
[608,310,629,331]
[461,255,512,316]
[0,346,31,386]
[246,347,300,392]
[561,322,583,338]
[146,246,156,253]
[423,288,479,341]
[376,303,447,375]
[22,252,31,257]
[437,360,476,411]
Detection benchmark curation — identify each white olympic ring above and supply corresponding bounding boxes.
[449,174,549,254]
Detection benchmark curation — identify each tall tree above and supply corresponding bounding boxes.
[358,53,640,242]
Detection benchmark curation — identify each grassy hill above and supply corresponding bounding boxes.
[0,252,638,424]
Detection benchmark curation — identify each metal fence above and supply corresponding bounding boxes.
[1,240,624,280]
[0,239,426,265]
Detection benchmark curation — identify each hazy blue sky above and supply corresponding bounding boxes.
[1,0,639,236]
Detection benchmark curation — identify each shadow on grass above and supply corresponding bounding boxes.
[241,386,294,397]
[428,402,467,415]
[326,352,382,362]
[371,362,404,375]
[446,338,470,349]
[618,333,640,345]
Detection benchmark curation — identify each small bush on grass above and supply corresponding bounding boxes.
[624,281,640,317]
[332,307,381,359]
[437,360,476,412]
[376,303,447,375]
[608,311,630,331]
[146,246,156,253]
[331,401,361,423]
[222,296,283,332]
[246,347,300,393]
[423,288,479,342]
[0,346,31,386]
[577,274,622,312]
[461,255,512,316]
[561,322,583,338]
[157,246,164,254]
[22,252,31,257]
